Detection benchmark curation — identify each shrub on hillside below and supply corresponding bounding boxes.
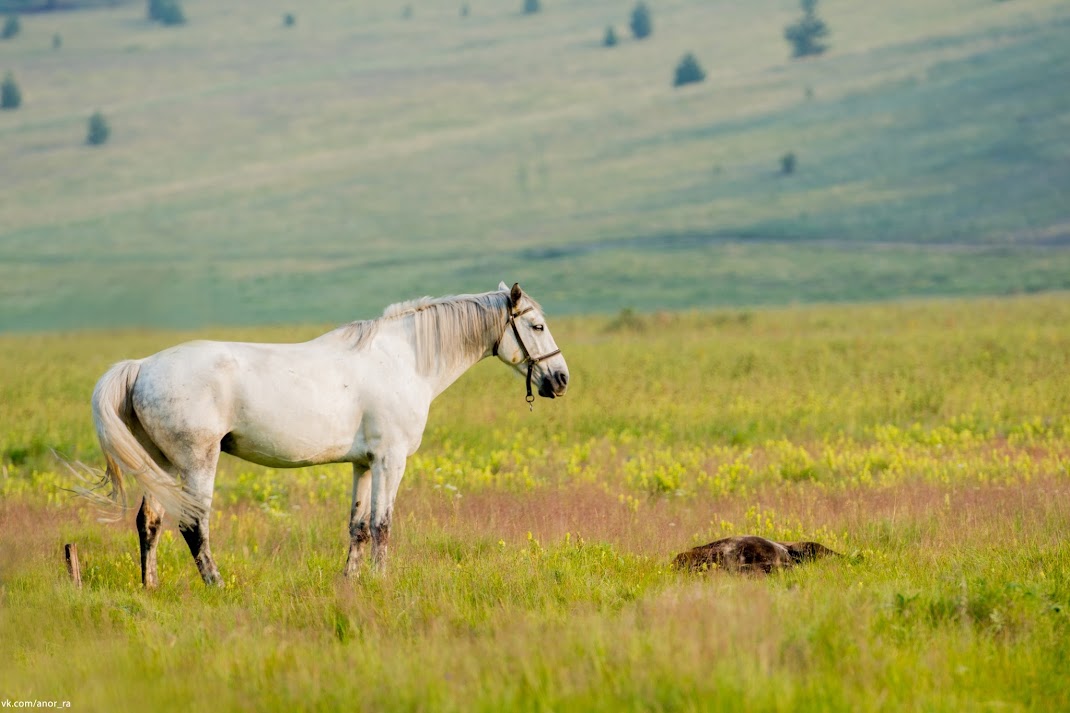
[523,0,540,15]
[603,25,617,47]
[629,2,651,40]
[784,0,829,58]
[86,111,110,146]
[157,2,185,25]
[283,13,295,27]
[52,32,61,49]
[148,0,185,26]
[780,152,797,175]
[1,72,21,109]
[605,307,646,333]
[673,53,705,88]
[2,14,20,39]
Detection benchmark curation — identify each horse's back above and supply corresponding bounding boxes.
[136,338,344,404]
[131,338,373,468]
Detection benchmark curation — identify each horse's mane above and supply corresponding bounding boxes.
[324,291,518,377]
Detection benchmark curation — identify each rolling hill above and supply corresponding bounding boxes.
[1,0,1068,329]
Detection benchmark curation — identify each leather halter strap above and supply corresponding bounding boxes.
[492,303,562,407]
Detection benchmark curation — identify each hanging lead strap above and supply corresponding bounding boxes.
[526,363,535,411]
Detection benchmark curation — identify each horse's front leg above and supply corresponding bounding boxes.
[370,450,406,570]
[344,464,371,577]
[343,451,404,576]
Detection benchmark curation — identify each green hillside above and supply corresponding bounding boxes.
[1,0,1068,329]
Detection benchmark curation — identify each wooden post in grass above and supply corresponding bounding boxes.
[64,543,82,588]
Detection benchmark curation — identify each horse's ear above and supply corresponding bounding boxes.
[498,281,509,291]
[510,283,523,305]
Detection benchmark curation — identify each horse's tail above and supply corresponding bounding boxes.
[92,360,203,524]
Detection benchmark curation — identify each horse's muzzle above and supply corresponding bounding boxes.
[538,369,569,398]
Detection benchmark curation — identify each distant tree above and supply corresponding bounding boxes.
[784,0,829,58]
[283,13,295,27]
[86,111,110,146]
[673,52,705,88]
[603,25,617,47]
[523,0,540,15]
[148,0,185,26]
[402,4,412,19]
[2,14,20,39]
[52,32,62,49]
[629,2,651,40]
[460,3,469,17]
[1,72,21,110]
[780,152,797,175]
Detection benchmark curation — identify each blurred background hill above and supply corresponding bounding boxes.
[1,0,1067,330]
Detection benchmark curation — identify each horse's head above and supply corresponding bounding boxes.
[493,281,570,402]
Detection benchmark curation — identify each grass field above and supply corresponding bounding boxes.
[2,294,1069,710]
[3,0,1069,708]
[2,0,1070,330]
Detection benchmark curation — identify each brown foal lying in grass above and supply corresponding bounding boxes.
[672,535,841,574]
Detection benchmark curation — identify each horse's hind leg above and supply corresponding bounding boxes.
[136,493,164,589]
[180,511,222,586]
[176,447,223,587]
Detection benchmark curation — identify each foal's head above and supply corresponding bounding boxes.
[493,282,570,401]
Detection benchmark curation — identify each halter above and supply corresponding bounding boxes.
[492,301,562,410]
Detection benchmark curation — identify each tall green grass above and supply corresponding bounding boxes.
[2,295,1069,710]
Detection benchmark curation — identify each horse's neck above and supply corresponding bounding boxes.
[426,348,486,400]
[386,299,504,400]
[427,323,500,401]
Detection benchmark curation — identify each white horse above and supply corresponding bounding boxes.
[91,282,569,588]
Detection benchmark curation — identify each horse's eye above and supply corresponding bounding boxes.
[533,324,545,332]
